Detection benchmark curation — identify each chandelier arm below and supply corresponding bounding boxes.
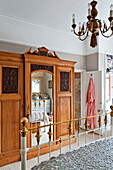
[103,26,111,33]
[81,26,89,36]
[73,26,88,37]
[99,20,111,33]
[73,30,80,36]
[79,31,89,41]
[100,30,113,38]
[73,23,89,37]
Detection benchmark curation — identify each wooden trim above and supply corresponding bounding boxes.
[0,61,22,67]
[0,67,2,95]
[58,93,72,97]
[71,67,75,134]
[0,51,23,57]
[19,64,24,121]
[57,66,73,94]
[25,62,31,147]
[0,52,23,62]
[24,54,76,66]
[0,149,20,167]
[53,66,57,141]
[0,94,21,101]
[0,102,1,154]
[0,154,20,167]
[31,69,54,75]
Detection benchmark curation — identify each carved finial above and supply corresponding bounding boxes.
[35,126,41,145]
[47,123,52,142]
[21,117,28,137]
[98,115,102,128]
[77,119,81,133]
[110,105,113,117]
[68,120,72,136]
[104,114,108,126]
[84,118,89,131]
[25,46,59,58]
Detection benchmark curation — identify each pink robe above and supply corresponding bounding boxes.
[86,78,96,129]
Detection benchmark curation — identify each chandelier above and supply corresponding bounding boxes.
[71,0,113,48]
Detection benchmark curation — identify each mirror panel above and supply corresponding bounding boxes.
[31,71,53,146]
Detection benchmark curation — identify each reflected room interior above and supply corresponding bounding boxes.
[31,71,53,146]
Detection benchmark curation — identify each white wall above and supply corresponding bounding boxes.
[57,51,86,71]
[0,14,84,56]
[86,53,98,71]
[0,41,29,53]
[83,36,99,55]
[0,41,87,72]
[99,36,113,55]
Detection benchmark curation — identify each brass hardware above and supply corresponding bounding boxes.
[77,119,80,133]
[59,138,62,144]
[27,105,30,122]
[47,123,52,142]
[35,126,42,145]
[34,102,36,107]
[98,116,102,128]
[27,112,110,131]
[84,118,89,131]
[68,120,72,136]
[39,101,40,107]
[104,115,108,127]
[110,105,113,117]
[20,117,28,137]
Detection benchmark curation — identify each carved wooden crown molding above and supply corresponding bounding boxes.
[25,46,59,58]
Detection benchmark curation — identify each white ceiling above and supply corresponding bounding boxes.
[0,0,113,35]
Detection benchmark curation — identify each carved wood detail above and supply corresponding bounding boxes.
[60,72,70,91]
[31,64,53,73]
[2,67,18,93]
[27,47,59,58]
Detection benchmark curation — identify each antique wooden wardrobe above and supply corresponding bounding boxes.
[0,47,75,166]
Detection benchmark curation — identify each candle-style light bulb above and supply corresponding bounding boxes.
[88,3,91,16]
[111,20,113,27]
[72,14,75,24]
[110,4,113,17]
[79,22,82,32]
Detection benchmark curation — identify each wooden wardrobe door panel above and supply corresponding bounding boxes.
[1,101,20,152]
[56,66,74,139]
[0,54,24,166]
[57,97,71,137]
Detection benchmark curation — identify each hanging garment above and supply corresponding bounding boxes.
[86,77,96,129]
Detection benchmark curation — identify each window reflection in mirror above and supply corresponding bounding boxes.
[32,79,41,93]
[31,71,53,146]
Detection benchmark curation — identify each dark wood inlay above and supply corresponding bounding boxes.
[2,67,18,93]
[60,72,70,91]
[31,64,53,73]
